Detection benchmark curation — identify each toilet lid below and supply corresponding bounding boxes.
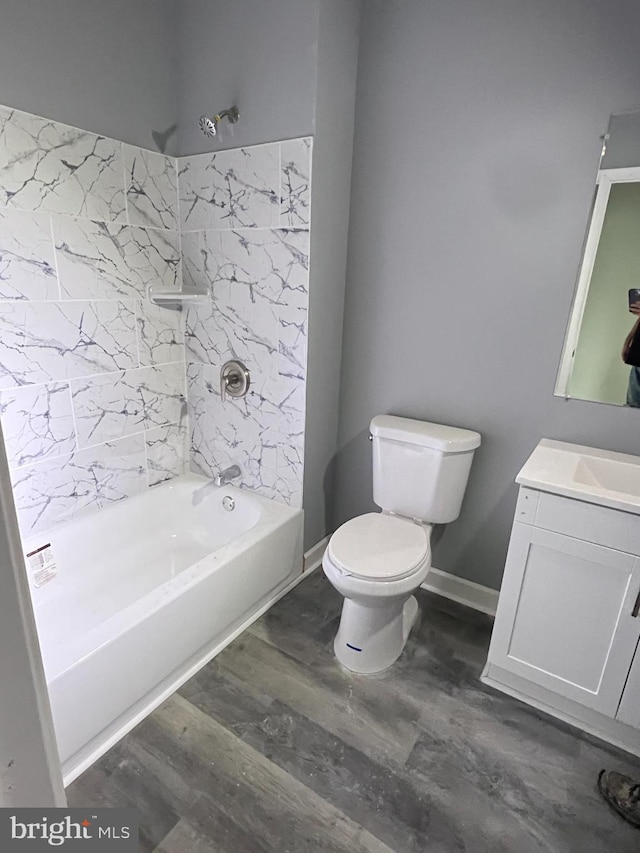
[328,513,430,580]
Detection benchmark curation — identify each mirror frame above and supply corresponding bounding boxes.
[555,166,640,398]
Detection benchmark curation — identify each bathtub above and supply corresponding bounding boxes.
[22,473,303,784]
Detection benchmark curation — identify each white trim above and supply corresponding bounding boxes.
[420,567,498,617]
[304,535,329,572]
[62,561,320,787]
[555,177,611,396]
[556,165,640,397]
[0,427,65,806]
[598,166,640,183]
[482,663,640,759]
[304,537,498,617]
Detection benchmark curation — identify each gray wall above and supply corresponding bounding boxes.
[0,0,358,554]
[0,0,178,153]
[303,0,361,549]
[335,0,640,590]
[176,0,361,549]
[177,0,319,155]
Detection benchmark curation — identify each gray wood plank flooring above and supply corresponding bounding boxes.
[68,570,640,852]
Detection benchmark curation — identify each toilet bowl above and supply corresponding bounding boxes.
[322,512,431,673]
[323,415,480,674]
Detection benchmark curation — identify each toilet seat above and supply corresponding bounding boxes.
[328,513,430,581]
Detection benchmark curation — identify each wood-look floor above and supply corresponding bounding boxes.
[68,570,640,852]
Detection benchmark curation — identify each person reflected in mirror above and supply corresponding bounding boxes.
[622,300,640,407]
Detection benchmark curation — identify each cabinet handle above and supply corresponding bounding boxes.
[633,589,640,618]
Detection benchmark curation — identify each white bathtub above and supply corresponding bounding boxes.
[22,473,303,784]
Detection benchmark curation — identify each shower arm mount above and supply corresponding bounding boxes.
[214,107,239,124]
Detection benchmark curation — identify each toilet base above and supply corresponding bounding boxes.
[333,595,420,674]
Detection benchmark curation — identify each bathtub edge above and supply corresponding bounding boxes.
[61,558,322,787]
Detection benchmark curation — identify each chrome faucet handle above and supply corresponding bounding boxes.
[220,359,250,402]
[221,370,240,402]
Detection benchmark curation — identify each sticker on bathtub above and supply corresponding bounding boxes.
[25,543,57,587]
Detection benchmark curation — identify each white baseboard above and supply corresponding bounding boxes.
[482,664,640,759]
[304,535,329,572]
[420,567,498,617]
[304,536,497,618]
[305,535,497,618]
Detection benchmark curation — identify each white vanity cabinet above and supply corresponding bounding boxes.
[618,647,640,729]
[483,440,640,756]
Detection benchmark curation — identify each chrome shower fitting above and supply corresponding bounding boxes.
[214,465,241,487]
[220,359,250,402]
[199,106,239,138]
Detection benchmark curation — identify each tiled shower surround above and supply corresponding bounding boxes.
[0,104,311,538]
[181,137,311,507]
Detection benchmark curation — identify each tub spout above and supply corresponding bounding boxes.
[192,466,241,506]
[215,464,241,486]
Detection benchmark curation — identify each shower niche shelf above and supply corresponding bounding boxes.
[148,284,209,305]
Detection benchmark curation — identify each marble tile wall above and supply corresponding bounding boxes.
[180,138,312,507]
[0,104,311,537]
[0,106,187,538]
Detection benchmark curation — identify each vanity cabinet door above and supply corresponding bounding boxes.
[488,523,640,717]
[617,642,640,729]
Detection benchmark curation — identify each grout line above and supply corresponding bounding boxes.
[179,223,310,235]
[67,380,81,454]
[174,155,182,242]
[14,414,183,473]
[133,300,142,368]
[0,210,309,234]
[0,202,178,233]
[143,420,151,489]
[278,141,283,230]
[0,206,176,230]
[178,134,313,161]
[0,208,304,238]
[307,137,314,231]
[121,141,131,227]
[10,431,140,473]
[174,155,185,306]
[48,215,63,301]
[0,360,187,396]
[128,222,177,233]
[181,337,191,477]
[0,297,149,305]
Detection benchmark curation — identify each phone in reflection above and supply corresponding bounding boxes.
[629,289,640,308]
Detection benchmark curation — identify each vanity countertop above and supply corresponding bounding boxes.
[516,439,640,515]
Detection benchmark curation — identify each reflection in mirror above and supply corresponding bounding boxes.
[556,110,640,407]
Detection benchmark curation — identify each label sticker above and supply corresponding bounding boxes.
[25,543,57,587]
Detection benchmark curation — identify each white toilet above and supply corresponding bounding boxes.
[323,415,480,674]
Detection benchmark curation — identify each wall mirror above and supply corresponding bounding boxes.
[556,110,640,407]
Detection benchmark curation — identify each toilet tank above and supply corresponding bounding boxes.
[370,415,481,524]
